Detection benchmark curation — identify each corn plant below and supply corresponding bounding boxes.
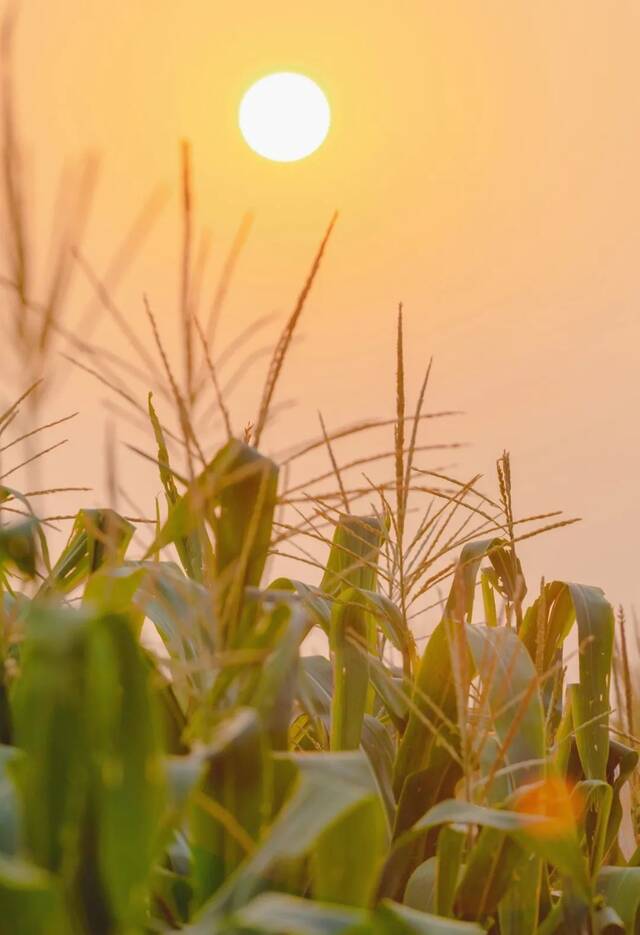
[1,321,639,935]
[1,22,639,929]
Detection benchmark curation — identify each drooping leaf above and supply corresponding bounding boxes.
[39,509,134,596]
[320,514,385,598]
[567,585,614,782]
[572,779,612,874]
[147,440,278,641]
[520,582,613,781]
[0,518,39,579]
[604,740,639,859]
[242,600,309,751]
[268,578,332,633]
[83,562,146,623]
[134,560,216,695]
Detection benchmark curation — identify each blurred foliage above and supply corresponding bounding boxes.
[0,412,638,933]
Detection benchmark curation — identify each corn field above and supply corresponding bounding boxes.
[1,20,640,934]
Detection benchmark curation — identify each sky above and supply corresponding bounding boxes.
[2,1,640,623]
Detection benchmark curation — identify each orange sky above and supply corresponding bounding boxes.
[3,1,640,619]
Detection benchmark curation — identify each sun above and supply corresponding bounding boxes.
[238,72,331,163]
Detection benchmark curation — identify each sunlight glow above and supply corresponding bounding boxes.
[238,72,331,163]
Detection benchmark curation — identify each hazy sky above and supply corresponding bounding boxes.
[4,1,640,618]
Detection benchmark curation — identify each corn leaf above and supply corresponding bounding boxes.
[233,892,369,935]
[0,746,21,856]
[375,900,484,934]
[189,708,271,907]
[595,867,640,932]
[0,856,71,935]
[191,751,383,926]
[330,587,371,751]
[320,514,385,598]
[313,795,389,907]
[465,624,545,790]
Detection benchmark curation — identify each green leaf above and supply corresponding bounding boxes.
[83,562,146,619]
[604,740,639,858]
[320,514,385,598]
[368,655,408,730]
[189,708,271,907]
[397,798,590,902]
[572,780,612,874]
[595,867,640,933]
[268,578,332,633]
[394,539,509,805]
[248,602,308,750]
[11,604,165,930]
[520,582,613,781]
[497,854,542,935]
[85,612,166,927]
[148,392,203,580]
[134,560,215,696]
[234,892,369,935]
[465,624,545,790]
[361,715,396,824]
[0,746,21,856]
[519,581,574,674]
[313,795,389,907]
[355,588,416,675]
[150,864,192,927]
[0,856,71,935]
[191,751,383,927]
[0,518,39,578]
[11,605,90,873]
[393,618,461,803]
[147,440,278,639]
[403,858,437,913]
[39,509,134,596]
[0,486,50,576]
[330,588,371,751]
[454,826,525,921]
[380,760,460,902]
[298,655,333,717]
[376,899,484,934]
[212,442,278,613]
[567,584,614,781]
[262,752,384,868]
[444,538,506,622]
[435,826,464,917]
